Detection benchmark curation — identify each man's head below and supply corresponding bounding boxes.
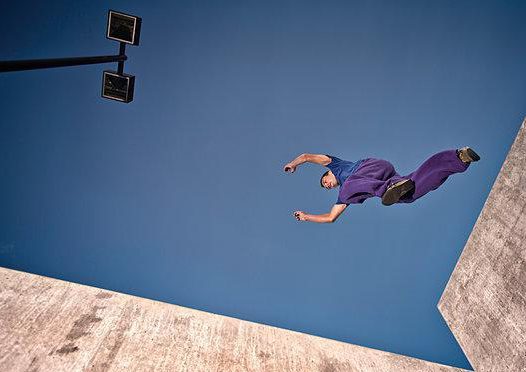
[320,170,338,189]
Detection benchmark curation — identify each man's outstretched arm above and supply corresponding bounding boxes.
[283,153,332,173]
[294,204,347,223]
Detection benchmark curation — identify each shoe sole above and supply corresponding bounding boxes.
[466,148,480,162]
[382,179,415,206]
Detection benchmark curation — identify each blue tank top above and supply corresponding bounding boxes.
[325,155,365,187]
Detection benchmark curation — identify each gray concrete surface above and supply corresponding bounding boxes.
[0,267,468,372]
[438,119,526,372]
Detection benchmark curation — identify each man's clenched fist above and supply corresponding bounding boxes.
[294,211,307,221]
[284,163,296,173]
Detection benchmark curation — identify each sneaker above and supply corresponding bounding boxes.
[382,179,415,206]
[457,147,480,163]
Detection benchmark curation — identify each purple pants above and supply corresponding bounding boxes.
[338,149,470,204]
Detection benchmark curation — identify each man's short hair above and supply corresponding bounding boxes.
[320,170,330,188]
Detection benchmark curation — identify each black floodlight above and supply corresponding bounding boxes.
[0,9,141,104]
[102,70,135,103]
[107,10,142,46]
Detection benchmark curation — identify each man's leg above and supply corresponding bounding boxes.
[338,158,399,204]
[395,149,471,203]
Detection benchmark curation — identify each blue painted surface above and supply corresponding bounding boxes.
[2,1,526,368]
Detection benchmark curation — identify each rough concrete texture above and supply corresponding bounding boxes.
[438,118,526,372]
[0,268,468,372]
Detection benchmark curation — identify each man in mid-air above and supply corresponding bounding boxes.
[283,147,480,223]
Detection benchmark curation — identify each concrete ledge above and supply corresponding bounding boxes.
[438,119,526,372]
[0,267,468,372]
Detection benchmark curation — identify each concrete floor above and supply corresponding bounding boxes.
[0,267,467,372]
[439,119,526,372]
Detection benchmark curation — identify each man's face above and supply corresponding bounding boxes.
[322,172,338,189]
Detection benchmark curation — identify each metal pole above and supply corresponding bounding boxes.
[118,43,126,75]
[0,54,127,73]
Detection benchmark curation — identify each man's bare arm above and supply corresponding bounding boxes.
[283,153,332,173]
[294,204,347,223]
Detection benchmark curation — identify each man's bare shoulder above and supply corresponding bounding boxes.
[305,154,331,166]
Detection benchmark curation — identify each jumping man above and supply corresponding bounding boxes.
[283,147,480,223]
